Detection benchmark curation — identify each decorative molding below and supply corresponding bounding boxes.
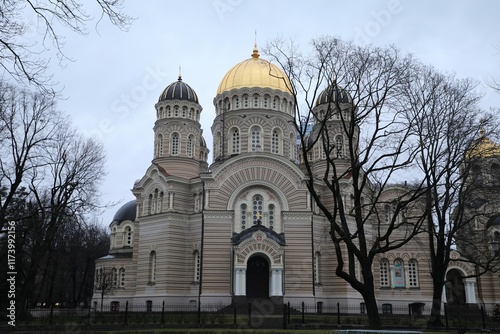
[233,230,285,266]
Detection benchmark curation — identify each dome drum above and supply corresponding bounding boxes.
[213,88,294,116]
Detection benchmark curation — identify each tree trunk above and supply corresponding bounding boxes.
[427,279,445,327]
[363,287,382,329]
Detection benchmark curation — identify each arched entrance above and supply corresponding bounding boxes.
[445,269,466,305]
[246,255,269,299]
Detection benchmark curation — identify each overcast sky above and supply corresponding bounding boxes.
[44,0,500,225]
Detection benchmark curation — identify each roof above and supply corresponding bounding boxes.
[216,45,292,95]
[231,223,286,246]
[112,200,136,223]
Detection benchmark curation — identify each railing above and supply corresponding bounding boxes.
[8,301,500,331]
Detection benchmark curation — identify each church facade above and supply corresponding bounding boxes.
[92,46,500,312]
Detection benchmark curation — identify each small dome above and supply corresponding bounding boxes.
[112,200,136,223]
[316,84,351,106]
[217,45,292,95]
[467,132,500,158]
[200,136,207,148]
[486,215,500,229]
[158,76,199,103]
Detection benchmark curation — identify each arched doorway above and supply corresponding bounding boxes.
[246,255,269,299]
[445,269,466,305]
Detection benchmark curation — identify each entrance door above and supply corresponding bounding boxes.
[246,255,269,299]
[445,269,466,304]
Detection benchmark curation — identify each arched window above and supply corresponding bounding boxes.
[119,268,125,287]
[253,94,259,108]
[233,96,239,109]
[240,203,247,230]
[335,135,343,158]
[112,268,118,288]
[174,106,179,117]
[215,131,222,158]
[314,251,321,284]
[393,259,405,287]
[189,108,193,119]
[289,133,296,161]
[156,134,163,157]
[263,95,270,108]
[148,194,153,214]
[182,106,187,118]
[271,129,281,154]
[471,165,483,185]
[149,251,157,283]
[491,163,500,186]
[243,94,249,108]
[250,126,261,152]
[408,259,419,287]
[124,226,132,246]
[268,204,275,230]
[380,258,390,287]
[492,231,500,257]
[193,250,200,283]
[187,135,194,158]
[171,133,179,155]
[166,106,171,117]
[273,97,279,110]
[384,205,391,223]
[252,195,263,225]
[230,128,240,154]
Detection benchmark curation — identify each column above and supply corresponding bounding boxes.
[271,269,283,296]
[168,192,173,210]
[235,269,246,296]
[464,278,477,304]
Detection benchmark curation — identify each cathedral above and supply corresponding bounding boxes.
[92,45,500,313]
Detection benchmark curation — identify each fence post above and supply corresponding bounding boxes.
[49,304,54,328]
[248,301,252,328]
[125,301,128,326]
[481,305,486,329]
[408,303,412,328]
[233,303,237,326]
[161,301,165,326]
[301,301,305,325]
[444,303,449,329]
[337,302,341,326]
[287,301,290,324]
[283,303,287,329]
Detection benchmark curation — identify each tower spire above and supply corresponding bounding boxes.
[178,66,182,81]
[252,30,259,59]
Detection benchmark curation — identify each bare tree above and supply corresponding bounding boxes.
[93,266,116,312]
[400,63,500,326]
[0,0,133,92]
[266,37,428,329]
[0,81,62,232]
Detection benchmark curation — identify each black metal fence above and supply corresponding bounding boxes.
[11,301,500,331]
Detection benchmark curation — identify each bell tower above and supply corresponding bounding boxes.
[153,74,209,178]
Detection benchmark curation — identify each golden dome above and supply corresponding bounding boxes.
[471,135,500,158]
[466,129,500,159]
[216,45,292,95]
